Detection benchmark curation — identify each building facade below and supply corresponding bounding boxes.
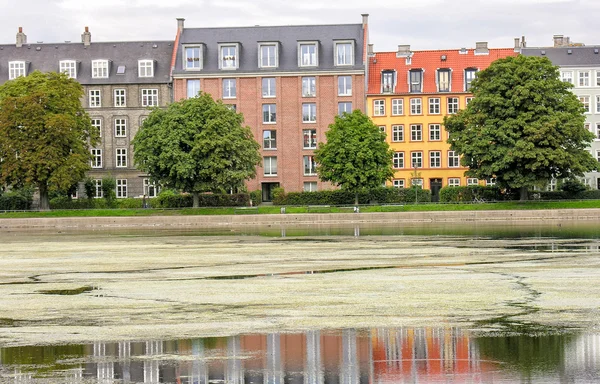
[0,27,173,199]
[367,43,517,201]
[171,17,368,201]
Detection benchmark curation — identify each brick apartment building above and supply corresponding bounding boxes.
[170,16,369,201]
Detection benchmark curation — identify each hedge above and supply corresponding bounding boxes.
[531,190,600,200]
[439,186,503,203]
[49,197,157,209]
[273,187,431,205]
[0,191,32,210]
[155,192,250,208]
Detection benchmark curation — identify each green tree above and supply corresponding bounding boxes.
[313,109,394,205]
[0,71,98,210]
[132,92,261,207]
[444,55,597,201]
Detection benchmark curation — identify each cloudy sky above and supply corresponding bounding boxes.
[0,0,598,51]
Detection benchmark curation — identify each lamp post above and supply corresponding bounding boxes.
[413,163,419,204]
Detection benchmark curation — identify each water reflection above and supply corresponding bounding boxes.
[1,328,599,383]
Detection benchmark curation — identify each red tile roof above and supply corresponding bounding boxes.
[368,48,517,94]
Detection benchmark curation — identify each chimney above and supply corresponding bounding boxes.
[475,41,489,55]
[16,26,27,48]
[553,34,564,47]
[514,38,520,49]
[521,35,526,48]
[81,26,91,46]
[367,44,374,56]
[177,18,185,32]
[396,44,411,57]
[361,13,369,27]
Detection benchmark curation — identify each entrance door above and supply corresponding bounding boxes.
[262,182,280,202]
[430,179,443,202]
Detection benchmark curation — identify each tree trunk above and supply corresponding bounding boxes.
[354,192,359,206]
[39,183,50,211]
[519,186,528,201]
[192,192,200,208]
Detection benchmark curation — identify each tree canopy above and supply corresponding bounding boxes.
[314,109,394,204]
[0,71,98,210]
[132,92,261,207]
[444,55,598,200]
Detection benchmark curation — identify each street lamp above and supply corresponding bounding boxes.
[413,163,419,204]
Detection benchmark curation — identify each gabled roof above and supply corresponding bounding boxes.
[0,41,174,85]
[521,46,600,67]
[368,48,517,94]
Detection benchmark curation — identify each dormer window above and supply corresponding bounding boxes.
[298,42,318,67]
[382,70,395,93]
[59,60,77,79]
[409,69,423,93]
[91,60,109,78]
[259,43,278,68]
[138,60,154,77]
[465,68,478,91]
[184,46,202,70]
[437,69,451,92]
[219,44,239,70]
[8,61,26,80]
[335,41,354,66]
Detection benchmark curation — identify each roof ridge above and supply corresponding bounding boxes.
[182,23,362,31]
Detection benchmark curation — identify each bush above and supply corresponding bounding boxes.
[560,178,589,195]
[0,190,32,210]
[83,178,96,199]
[249,190,262,206]
[273,187,431,205]
[439,186,502,203]
[155,190,251,208]
[101,177,117,207]
[532,189,600,201]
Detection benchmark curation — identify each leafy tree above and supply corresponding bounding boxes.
[83,177,96,200]
[0,71,98,210]
[101,177,116,207]
[132,92,261,207]
[314,109,394,205]
[444,55,597,201]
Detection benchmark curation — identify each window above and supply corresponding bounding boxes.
[596,123,600,140]
[597,150,600,162]
[409,70,423,93]
[447,97,459,114]
[597,72,600,87]
[59,60,76,79]
[579,71,590,87]
[94,179,103,198]
[92,60,109,78]
[411,152,423,168]
[222,79,236,99]
[141,89,158,107]
[382,71,395,93]
[338,76,352,96]
[379,126,386,134]
[430,151,441,168]
[303,155,317,175]
[262,104,277,124]
[89,90,101,108]
[302,77,316,97]
[373,99,385,116]
[184,46,202,70]
[338,102,352,116]
[187,79,200,98]
[91,149,102,168]
[264,156,277,176]
[335,42,353,66]
[467,178,479,186]
[465,69,477,91]
[429,124,441,141]
[410,124,422,141]
[114,89,126,107]
[220,44,238,70]
[116,148,127,168]
[8,61,26,79]
[116,179,127,198]
[448,178,460,187]
[448,151,460,167]
[114,118,127,137]
[227,104,236,112]
[392,99,403,115]
[561,71,573,84]
[486,178,496,187]
[411,178,424,187]
[299,42,318,67]
[303,129,317,149]
[597,96,600,114]
[437,69,450,92]
[304,182,318,192]
[303,103,317,123]
[259,44,278,68]
[580,96,590,113]
[138,60,154,77]
[262,78,276,98]
[393,152,404,169]
[466,97,474,105]
[143,179,159,198]
[429,98,440,114]
[91,118,102,137]
[410,98,422,115]
[392,125,404,142]
[393,179,405,188]
[263,130,277,149]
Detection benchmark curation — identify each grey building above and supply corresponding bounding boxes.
[0,27,174,199]
[522,38,600,190]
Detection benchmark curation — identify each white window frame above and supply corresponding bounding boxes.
[138,60,154,78]
[447,97,459,114]
[596,96,600,114]
[596,123,600,140]
[467,178,479,186]
[89,90,101,108]
[393,152,404,169]
[373,99,385,116]
[411,152,423,168]
[393,179,405,189]
[382,71,396,93]
[219,43,239,70]
[258,43,278,69]
[303,103,317,123]
[262,77,276,98]
[91,118,102,137]
[437,69,451,92]
[302,77,316,97]
[465,97,474,105]
[116,148,127,168]
[303,129,317,149]
[263,130,277,150]
[114,118,127,137]
[116,179,127,198]
[448,178,460,187]
[429,151,441,168]
[334,40,354,66]
[448,151,460,167]
[187,79,201,98]
[94,179,103,198]
[391,99,403,116]
[338,102,352,116]
[578,71,590,87]
[262,104,277,124]
[412,178,424,187]
[8,61,26,79]
[264,156,277,176]
[410,124,422,141]
[338,76,352,96]
[392,125,404,142]
[184,45,203,70]
[464,69,477,91]
[303,182,318,192]
[561,71,573,84]
[91,60,109,78]
[141,89,159,107]
[114,89,126,107]
[223,78,236,99]
[580,95,591,114]
[428,98,440,114]
[410,98,422,115]
[298,42,318,67]
[143,179,159,198]
[91,149,102,168]
[59,60,77,79]
[303,155,317,176]
[429,124,441,141]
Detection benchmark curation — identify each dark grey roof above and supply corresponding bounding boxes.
[521,46,600,66]
[173,24,364,75]
[0,41,174,84]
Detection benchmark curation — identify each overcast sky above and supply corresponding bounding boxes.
[0,0,598,51]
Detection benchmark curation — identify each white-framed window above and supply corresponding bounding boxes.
[373,99,385,116]
[430,151,441,168]
[448,178,460,187]
[187,79,200,98]
[429,124,441,141]
[223,78,236,99]
[392,125,404,142]
[91,118,102,137]
[561,71,573,84]
[262,104,276,123]
[116,148,127,168]
[116,179,127,198]
[143,179,159,198]
[465,69,477,91]
[467,178,479,186]
[89,90,101,108]
[596,123,600,140]
[486,178,496,186]
[262,77,276,98]
[138,60,154,77]
[303,155,317,175]
[580,96,591,113]
[259,43,278,68]
[338,76,352,96]
[393,152,404,169]
[303,103,317,123]
[392,99,403,115]
[264,156,277,176]
[411,178,424,187]
[184,46,202,70]
[393,179,405,189]
[302,77,316,97]
[578,71,590,87]
[596,149,600,162]
[114,89,126,107]
[114,118,127,137]
[94,179,103,198]
[409,69,423,93]
[382,71,396,93]
[219,44,239,70]
[437,69,451,92]
[304,182,318,192]
[263,130,277,150]
[597,96,600,114]
[298,42,318,67]
[91,60,109,78]
[448,151,460,167]
[303,129,317,149]
[379,126,386,134]
[227,104,236,111]
[141,89,158,107]
[334,41,354,66]
[338,102,352,116]
[465,97,474,105]
[91,149,102,168]
[59,60,77,79]
[447,97,459,114]
[411,152,423,168]
[410,98,422,115]
[410,124,422,141]
[429,98,440,114]
[8,61,26,80]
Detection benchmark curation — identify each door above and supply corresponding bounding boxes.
[430,179,443,202]
[262,183,280,202]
